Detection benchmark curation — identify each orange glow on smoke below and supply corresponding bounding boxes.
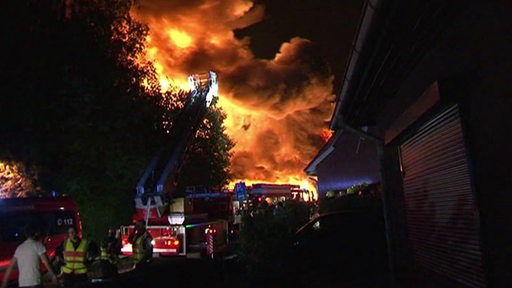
[131,1,335,194]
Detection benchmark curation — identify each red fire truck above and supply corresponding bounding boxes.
[251,183,301,203]
[0,196,82,283]
[120,191,232,258]
[120,71,232,258]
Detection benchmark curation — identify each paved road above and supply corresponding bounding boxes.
[83,255,390,288]
[87,256,248,288]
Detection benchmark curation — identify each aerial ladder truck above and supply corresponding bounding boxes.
[120,71,232,259]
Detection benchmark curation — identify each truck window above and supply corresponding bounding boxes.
[0,211,76,242]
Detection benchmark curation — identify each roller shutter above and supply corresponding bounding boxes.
[399,105,485,287]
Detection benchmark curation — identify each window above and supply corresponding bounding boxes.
[0,211,76,242]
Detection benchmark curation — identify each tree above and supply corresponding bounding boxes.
[175,97,235,195]
[0,160,41,198]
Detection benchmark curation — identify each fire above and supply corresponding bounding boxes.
[321,128,334,143]
[131,1,335,196]
[167,29,192,48]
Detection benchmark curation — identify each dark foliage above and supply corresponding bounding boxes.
[237,200,311,280]
[175,98,235,196]
[320,184,383,214]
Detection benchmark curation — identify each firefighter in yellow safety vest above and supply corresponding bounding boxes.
[99,244,118,264]
[55,227,99,288]
[128,220,153,272]
[100,230,120,265]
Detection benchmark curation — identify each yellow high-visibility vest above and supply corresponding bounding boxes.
[62,238,89,274]
[100,247,109,261]
[132,232,150,263]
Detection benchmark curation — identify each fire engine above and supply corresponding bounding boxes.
[250,183,303,203]
[120,71,232,258]
[0,196,82,283]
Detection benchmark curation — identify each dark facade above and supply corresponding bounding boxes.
[305,128,381,198]
[313,0,512,286]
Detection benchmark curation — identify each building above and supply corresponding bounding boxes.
[309,0,511,287]
[305,127,381,198]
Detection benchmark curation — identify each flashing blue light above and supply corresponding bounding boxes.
[52,191,57,197]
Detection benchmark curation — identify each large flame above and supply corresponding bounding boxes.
[131,0,335,195]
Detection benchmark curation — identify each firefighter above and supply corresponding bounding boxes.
[95,239,118,279]
[128,220,153,272]
[100,227,120,265]
[99,240,117,265]
[55,227,99,288]
[105,227,121,257]
[99,241,110,262]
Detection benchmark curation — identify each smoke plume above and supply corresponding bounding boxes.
[131,0,334,188]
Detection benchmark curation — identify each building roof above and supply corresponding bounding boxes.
[330,0,464,129]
